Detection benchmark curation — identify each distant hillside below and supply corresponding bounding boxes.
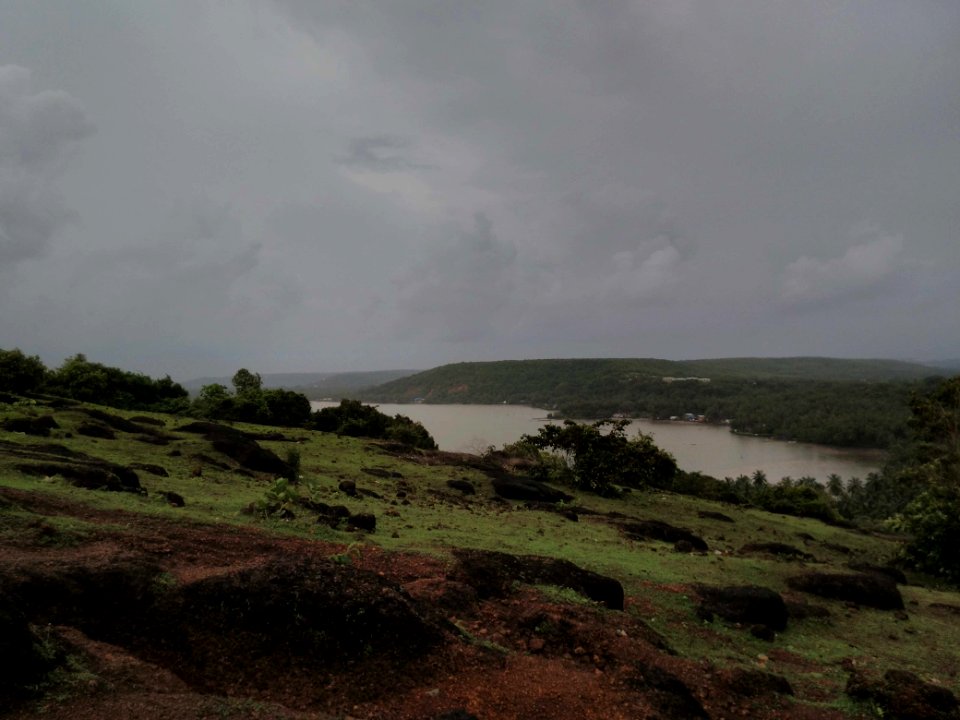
[360,357,936,403]
[184,369,418,396]
[358,357,944,449]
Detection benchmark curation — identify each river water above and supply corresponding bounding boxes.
[310,402,883,482]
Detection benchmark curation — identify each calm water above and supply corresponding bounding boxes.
[311,402,883,482]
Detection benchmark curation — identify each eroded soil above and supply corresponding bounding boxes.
[0,487,861,720]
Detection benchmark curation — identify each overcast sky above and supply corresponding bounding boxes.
[1,1,958,379]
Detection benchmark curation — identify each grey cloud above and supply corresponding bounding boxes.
[393,212,518,342]
[337,136,430,172]
[780,230,904,307]
[0,66,94,265]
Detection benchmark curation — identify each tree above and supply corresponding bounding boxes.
[523,419,677,495]
[231,368,263,397]
[893,376,960,580]
[0,348,48,394]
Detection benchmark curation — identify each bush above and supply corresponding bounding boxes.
[895,484,960,583]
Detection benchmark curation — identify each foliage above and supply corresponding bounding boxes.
[254,477,300,518]
[43,354,190,412]
[191,372,312,428]
[0,348,49,394]
[522,419,677,495]
[890,376,960,581]
[308,399,437,450]
[895,484,960,583]
[359,358,938,449]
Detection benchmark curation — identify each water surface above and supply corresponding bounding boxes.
[311,402,882,482]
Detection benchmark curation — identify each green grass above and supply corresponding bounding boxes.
[2,397,959,700]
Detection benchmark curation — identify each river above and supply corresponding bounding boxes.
[310,402,883,482]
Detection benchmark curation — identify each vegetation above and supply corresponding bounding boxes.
[359,358,942,449]
[0,348,436,450]
[3,359,960,717]
[308,399,436,450]
[521,419,677,495]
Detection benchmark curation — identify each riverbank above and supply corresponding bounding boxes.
[312,401,883,482]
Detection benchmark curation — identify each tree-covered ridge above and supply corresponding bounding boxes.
[0,349,437,450]
[359,358,942,448]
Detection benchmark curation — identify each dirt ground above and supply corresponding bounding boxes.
[1,487,858,720]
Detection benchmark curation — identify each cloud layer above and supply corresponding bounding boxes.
[0,1,957,377]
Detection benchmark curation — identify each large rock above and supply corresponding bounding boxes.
[621,520,708,552]
[695,585,788,631]
[453,549,624,610]
[847,669,959,720]
[490,477,573,503]
[787,572,904,610]
[1,415,59,437]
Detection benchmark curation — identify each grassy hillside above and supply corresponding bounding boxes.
[358,358,942,449]
[1,395,958,718]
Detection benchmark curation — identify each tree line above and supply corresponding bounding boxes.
[0,348,436,449]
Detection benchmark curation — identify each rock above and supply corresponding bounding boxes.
[627,662,710,719]
[16,461,142,494]
[723,668,794,697]
[161,491,185,507]
[77,422,116,439]
[695,585,788,631]
[348,512,377,532]
[698,510,735,523]
[453,549,624,610]
[847,668,959,720]
[621,520,708,552]
[177,422,293,477]
[787,572,904,610]
[1,415,59,437]
[847,561,908,585]
[740,542,815,561]
[446,479,476,495]
[490,477,574,503]
[339,479,358,496]
[361,467,393,478]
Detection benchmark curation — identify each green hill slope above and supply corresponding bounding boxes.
[358,358,944,449]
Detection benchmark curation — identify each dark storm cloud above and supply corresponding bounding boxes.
[0,1,957,376]
[0,66,94,265]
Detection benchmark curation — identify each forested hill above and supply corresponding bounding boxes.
[358,357,946,449]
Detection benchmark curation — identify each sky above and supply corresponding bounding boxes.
[1,1,958,380]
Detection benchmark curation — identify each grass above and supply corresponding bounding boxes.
[2,397,959,702]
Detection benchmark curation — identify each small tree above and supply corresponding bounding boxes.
[523,419,677,495]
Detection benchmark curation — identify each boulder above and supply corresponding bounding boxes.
[453,549,624,610]
[787,572,904,610]
[740,542,814,561]
[1,415,59,437]
[622,520,708,552]
[490,477,573,503]
[695,585,788,631]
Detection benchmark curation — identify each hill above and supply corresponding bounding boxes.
[184,369,419,396]
[357,358,943,449]
[2,395,958,719]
